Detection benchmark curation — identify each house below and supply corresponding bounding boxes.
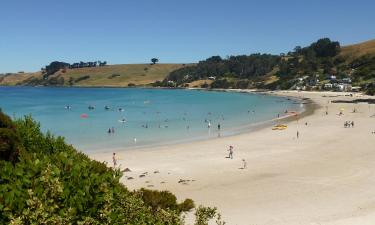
[351,86,361,92]
[328,75,337,80]
[335,83,352,92]
[324,83,333,89]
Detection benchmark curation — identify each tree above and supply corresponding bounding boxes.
[151,58,159,65]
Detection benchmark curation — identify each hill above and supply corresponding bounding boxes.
[0,63,188,87]
[163,38,375,94]
[340,39,375,60]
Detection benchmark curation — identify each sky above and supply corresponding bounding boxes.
[0,0,374,73]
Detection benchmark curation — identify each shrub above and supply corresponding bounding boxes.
[194,206,225,225]
[178,198,195,212]
[128,83,136,87]
[0,111,22,163]
[75,75,90,83]
[108,74,120,79]
[201,82,209,88]
[134,188,194,213]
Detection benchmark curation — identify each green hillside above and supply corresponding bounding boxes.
[163,38,375,94]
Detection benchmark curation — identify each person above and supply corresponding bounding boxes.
[242,159,247,169]
[351,121,354,127]
[112,152,117,168]
[208,121,211,128]
[228,146,234,159]
[218,123,221,130]
[296,131,299,139]
[305,122,308,126]
[108,128,111,134]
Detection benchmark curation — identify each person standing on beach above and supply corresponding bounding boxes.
[297,131,299,139]
[228,146,234,159]
[218,123,221,130]
[112,152,117,168]
[242,159,247,169]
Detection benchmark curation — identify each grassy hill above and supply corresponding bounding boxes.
[340,39,375,60]
[0,63,188,87]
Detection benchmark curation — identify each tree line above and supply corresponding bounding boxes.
[165,54,280,86]
[43,61,107,76]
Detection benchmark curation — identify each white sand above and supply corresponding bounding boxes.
[91,91,375,225]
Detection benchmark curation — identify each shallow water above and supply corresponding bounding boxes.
[0,87,303,152]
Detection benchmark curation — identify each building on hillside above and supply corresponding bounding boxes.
[324,83,333,90]
[351,86,361,92]
[342,78,352,84]
[335,83,352,92]
[208,76,216,80]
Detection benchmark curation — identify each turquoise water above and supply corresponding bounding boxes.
[0,87,302,152]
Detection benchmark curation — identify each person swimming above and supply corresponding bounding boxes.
[105,106,110,110]
[65,105,71,110]
[88,105,95,110]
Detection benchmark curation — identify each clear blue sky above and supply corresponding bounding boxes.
[1,0,374,73]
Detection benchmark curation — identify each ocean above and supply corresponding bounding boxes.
[0,87,303,153]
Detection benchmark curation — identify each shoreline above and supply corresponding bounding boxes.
[91,90,375,225]
[85,90,313,154]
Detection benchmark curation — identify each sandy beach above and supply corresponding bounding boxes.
[91,91,375,225]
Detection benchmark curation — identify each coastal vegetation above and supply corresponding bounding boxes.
[0,110,223,224]
[163,38,375,94]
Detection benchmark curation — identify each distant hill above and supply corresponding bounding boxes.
[340,39,375,60]
[162,38,375,94]
[0,63,188,87]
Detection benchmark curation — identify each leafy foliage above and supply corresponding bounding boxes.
[134,188,195,213]
[194,206,225,225]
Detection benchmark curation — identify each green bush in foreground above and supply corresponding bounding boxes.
[0,111,223,224]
